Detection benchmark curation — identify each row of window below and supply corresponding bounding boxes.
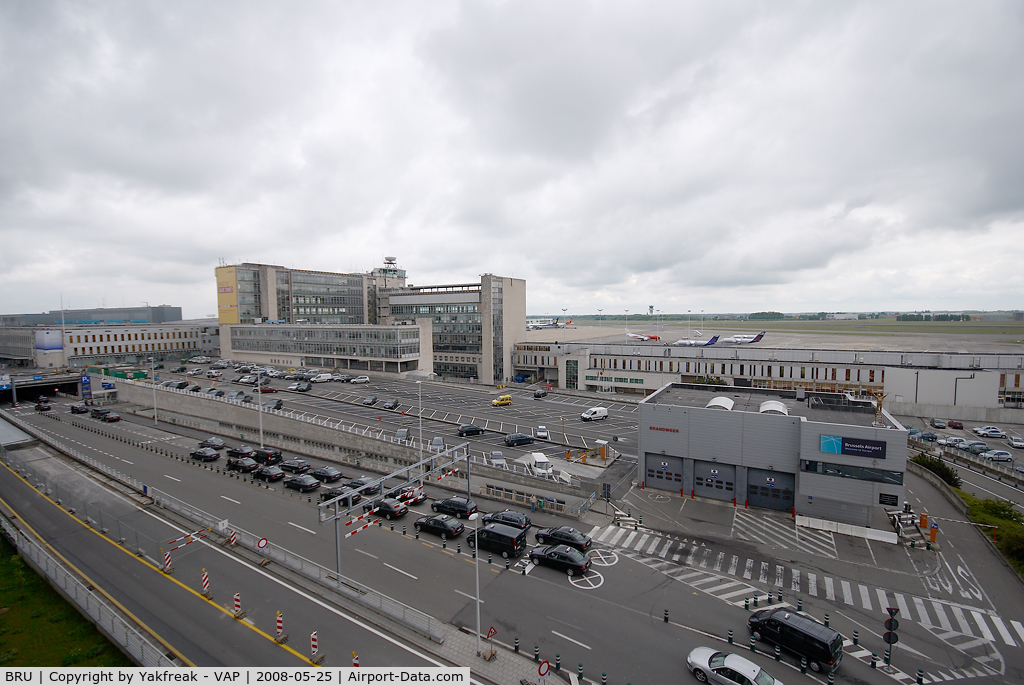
[515,354,557,367]
[73,341,197,356]
[434,355,480,364]
[801,460,903,485]
[592,357,885,384]
[68,331,198,344]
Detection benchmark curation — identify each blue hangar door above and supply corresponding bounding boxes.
[746,468,794,512]
[644,455,683,491]
[693,460,735,502]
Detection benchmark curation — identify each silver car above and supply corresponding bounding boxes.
[686,647,781,685]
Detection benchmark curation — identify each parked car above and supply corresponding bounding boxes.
[199,437,227,450]
[311,466,345,483]
[227,390,246,400]
[294,382,312,392]
[363,498,408,520]
[536,426,548,439]
[185,384,202,393]
[430,436,446,452]
[362,395,378,406]
[254,385,277,393]
[319,487,361,506]
[226,457,260,473]
[70,404,89,414]
[482,509,531,530]
[947,420,964,430]
[385,484,426,505]
[533,389,548,399]
[227,445,256,458]
[284,474,321,492]
[938,436,966,447]
[350,375,370,384]
[414,514,464,538]
[982,450,1013,463]
[504,433,534,447]
[190,447,220,462]
[458,424,483,437]
[529,544,591,576]
[973,425,1002,436]
[430,496,478,518]
[1009,436,1024,449]
[261,399,283,411]
[344,476,382,496]
[254,465,285,482]
[91,407,111,419]
[171,366,187,373]
[203,388,226,397]
[382,399,400,410]
[280,459,311,474]
[959,440,987,452]
[187,368,204,376]
[980,427,1007,439]
[916,432,938,442]
[686,648,782,685]
[394,428,411,441]
[929,418,947,429]
[534,526,592,552]
[967,443,992,455]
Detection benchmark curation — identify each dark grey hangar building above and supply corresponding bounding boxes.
[637,385,907,526]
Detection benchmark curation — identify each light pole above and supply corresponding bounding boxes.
[701,309,704,336]
[149,357,157,426]
[417,381,424,476]
[469,512,482,657]
[688,309,691,339]
[257,376,265,448]
[597,308,603,340]
[561,308,567,325]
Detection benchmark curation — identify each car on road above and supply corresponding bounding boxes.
[91,408,111,419]
[382,398,399,410]
[227,391,245,400]
[431,496,478,518]
[280,459,311,474]
[344,476,381,496]
[482,509,531,530]
[504,433,534,447]
[363,497,408,520]
[350,376,370,384]
[226,457,260,473]
[362,395,378,406]
[529,545,591,576]
[35,402,52,411]
[283,474,321,492]
[310,466,345,483]
[70,404,89,414]
[947,420,964,430]
[492,394,513,407]
[320,487,361,506]
[414,514,464,538]
[385,484,426,504]
[100,412,121,422]
[458,424,484,437]
[199,437,227,450]
[227,445,256,458]
[1009,436,1024,449]
[929,418,947,429]
[254,385,277,393]
[534,526,592,552]
[533,389,548,399]
[685,647,781,685]
[187,368,204,376]
[982,450,1013,463]
[254,465,285,482]
[536,426,548,439]
[190,447,220,462]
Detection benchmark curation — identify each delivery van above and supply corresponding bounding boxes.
[520,452,554,477]
[580,406,609,421]
[492,394,513,407]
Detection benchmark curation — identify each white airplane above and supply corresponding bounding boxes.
[673,335,719,347]
[720,331,766,344]
[625,328,661,341]
[528,317,571,330]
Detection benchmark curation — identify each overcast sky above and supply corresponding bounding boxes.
[2,2,1022,319]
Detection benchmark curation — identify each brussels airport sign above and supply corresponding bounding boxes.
[820,434,887,459]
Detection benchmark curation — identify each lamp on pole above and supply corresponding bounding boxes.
[701,309,704,336]
[469,512,482,656]
[561,308,567,325]
[597,308,603,340]
[257,376,265,448]
[688,309,691,339]
[149,357,157,426]
[417,381,424,476]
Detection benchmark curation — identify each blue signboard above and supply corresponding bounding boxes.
[33,375,43,381]
[101,382,115,390]
[821,434,887,459]
[81,374,92,399]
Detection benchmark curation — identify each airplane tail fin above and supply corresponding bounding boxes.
[565,318,572,325]
[752,331,765,342]
[706,335,719,345]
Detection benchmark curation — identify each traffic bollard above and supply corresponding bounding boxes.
[775,645,780,661]
[728,629,733,644]
[801,657,807,674]
[442,538,447,549]
[853,630,859,645]
[750,635,756,652]
[778,588,783,603]
[917,669,923,684]
[578,663,583,681]
[885,648,891,666]
[753,593,758,608]
[664,608,669,623]
[457,543,461,554]
[602,673,607,685]
[505,558,509,570]
[415,531,419,539]
[403,525,406,536]
[514,638,519,653]
[744,597,749,610]
[639,514,643,526]
[827,672,834,685]
[555,654,560,671]
[871,653,878,669]
[767,590,773,604]
[824,613,830,628]
[534,645,539,662]
[390,521,394,531]
[797,597,803,611]
[488,553,492,565]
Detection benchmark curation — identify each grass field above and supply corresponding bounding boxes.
[0,536,134,666]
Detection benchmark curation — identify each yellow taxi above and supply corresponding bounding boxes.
[492,394,513,407]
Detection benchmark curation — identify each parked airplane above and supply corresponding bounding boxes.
[720,331,766,344]
[672,335,719,347]
[528,317,572,330]
[626,328,662,341]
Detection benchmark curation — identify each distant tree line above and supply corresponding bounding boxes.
[748,311,784,320]
[896,314,969,321]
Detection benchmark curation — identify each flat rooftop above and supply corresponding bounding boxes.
[643,384,882,428]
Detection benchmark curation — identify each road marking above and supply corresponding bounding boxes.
[355,548,378,559]
[454,589,482,603]
[287,521,316,535]
[895,593,911,622]
[859,585,872,610]
[951,606,973,635]
[1011,620,1024,643]
[824,577,834,601]
[969,610,994,642]
[622,531,637,548]
[122,460,133,465]
[727,555,738,576]
[163,475,180,482]
[743,559,753,579]
[876,588,888,613]
[713,552,724,572]
[931,601,953,632]
[841,580,853,605]
[384,563,417,580]
[686,545,699,566]
[634,534,650,551]
[774,565,784,589]
[790,569,800,591]
[758,562,768,584]
[645,536,660,555]
[551,631,591,650]
[219,496,241,505]
[990,616,1016,646]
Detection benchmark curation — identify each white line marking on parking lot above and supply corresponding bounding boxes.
[220,496,241,504]
[287,521,315,535]
[384,563,417,580]
[355,548,378,559]
[455,589,483,602]
[551,631,591,649]
[163,475,180,482]
[122,460,133,464]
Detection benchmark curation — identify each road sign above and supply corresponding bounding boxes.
[883,631,899,645]
[486,626,497,640]
[887,607,899,618]
[538,661,550,677]
[884,618,899,631]
[257,537,268,549]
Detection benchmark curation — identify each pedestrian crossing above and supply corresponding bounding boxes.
[586,523,1024,655]
[732,508,838,558]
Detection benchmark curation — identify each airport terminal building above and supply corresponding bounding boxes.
[638,385,907,526]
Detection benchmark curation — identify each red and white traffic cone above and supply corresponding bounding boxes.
[161,548,172,574]
[352,652,359,667]
[230,530,237,546]
[311,631,318,656]
[201,568,211,598]
[232,592,245,619]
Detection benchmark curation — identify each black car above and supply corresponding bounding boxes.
[284,474,321,492]
[199,437,227,450]
[206,389,226,397]
[280,459,311,474]
[254,465,286,482]
[311,466,345,483]
[186,384,202,392]
[363,497,408,520]
[458,424,484,437]
[431,496,478,519]
[242,395,254,403]
[227,445,256,458]
[101,412,121,422]
[535,526,592,552]
[917,432,938,442]
[414,514,465,538]
[320,487,362,506]
[70,404,89,414]
[504,433,534,447]
[386,484,426,504]
[529,544,591,576]
[231,375,245,383]
[533,389,548,399]
[334,374,353,383]
[262,399,283,411]
[35,402,52,411]
[190,447,220,462]
[362,395,378,406]
[344,477,381,496]
[482,509,531,530]
[171,366,187,373]
[226,457,260,473]
[294,382,312,392]
[91,408,111,419]
[382,398,400,410]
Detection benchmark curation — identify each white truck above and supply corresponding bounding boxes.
[581,406,609,421]
[520,452,554,477]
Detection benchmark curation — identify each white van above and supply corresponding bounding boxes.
[206,370,223,379]
[520,452,553,476]
[312,373,333,383]
[581,407,609,421]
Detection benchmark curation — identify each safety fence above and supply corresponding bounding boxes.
[0,448,177,666]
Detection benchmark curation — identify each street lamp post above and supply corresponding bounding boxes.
[149,357,157,426]
[469,512,482,656]
[688,309,691,339]
[257,376,265,448]
[417,381,424,476]
[597,309,603,340]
